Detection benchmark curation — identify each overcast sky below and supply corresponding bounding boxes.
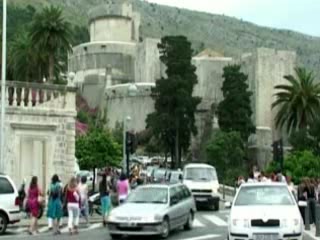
[145,0,320,37]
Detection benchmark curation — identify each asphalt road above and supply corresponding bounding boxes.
[1,209,316,240]
[0,209,229,240]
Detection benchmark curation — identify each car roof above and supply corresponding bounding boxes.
[240,182,288,187]
[139,183,184,189]
[184,163,215,169]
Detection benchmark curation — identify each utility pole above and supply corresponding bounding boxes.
[0,0,7,173]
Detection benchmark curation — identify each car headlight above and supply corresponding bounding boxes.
[232,219,250,228]
[211,188,218,195]
[281,218,300,228]
[141,215,156,222]
[107,213,116,222]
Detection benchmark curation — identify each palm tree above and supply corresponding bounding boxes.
[272,67,320,133]
[8,31,46,82]
[30,6,72,82]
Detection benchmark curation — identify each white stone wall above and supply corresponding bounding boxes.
[193,56,233,110]
[3,94,76,191]
[105,84,155,132]
[90,18,133,42]
[135,38,163,83]
[240,48,296,139]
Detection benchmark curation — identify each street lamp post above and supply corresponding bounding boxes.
[0,0,7,173]
[122,83,138,175]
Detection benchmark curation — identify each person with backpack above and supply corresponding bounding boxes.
[47,174,63,235]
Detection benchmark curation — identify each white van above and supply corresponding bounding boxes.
[182,163,220,210]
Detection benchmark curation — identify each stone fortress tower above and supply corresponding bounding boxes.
[68,0,296,168]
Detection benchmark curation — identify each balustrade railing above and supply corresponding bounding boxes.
[0,81,76,110]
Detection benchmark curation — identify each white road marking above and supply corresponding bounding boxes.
[87,223,102,230]
[203,215,228,226]
[12,227,27,233]
[193,218,205,227]
[178,234,221,240]
[60,226,69,233]
[38,226,50,233]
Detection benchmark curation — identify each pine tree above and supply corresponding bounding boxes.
[217,64,255,141]
[147,36,201,168]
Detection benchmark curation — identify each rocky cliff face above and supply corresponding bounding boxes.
[9,0,320,77]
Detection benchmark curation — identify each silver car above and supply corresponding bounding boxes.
[107,183,196,239]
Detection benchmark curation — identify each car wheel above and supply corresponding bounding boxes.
[160,217,170,239]
[214,201,220,211]
[110,234,122,239]
[0,213,8,235]
[184,211,194,230]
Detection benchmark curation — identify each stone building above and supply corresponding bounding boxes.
[2,81,76,191]
[68,0,296,168]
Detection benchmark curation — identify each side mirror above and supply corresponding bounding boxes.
[225,201,232,209]
[298,201,307,207]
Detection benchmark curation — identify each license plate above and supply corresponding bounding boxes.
[196,197,207,202]
[253,234,278,240]
[119,222,137,227]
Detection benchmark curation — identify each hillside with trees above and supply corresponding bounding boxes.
[4,0,320,78]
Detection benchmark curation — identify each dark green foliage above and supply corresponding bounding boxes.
[267,150,320,184]
[217,65,255,141]
[206,131,245,182]
[30,6,73,82]
[71,25,90,46]
[272,67,320,133]
[76,128,122,170]
[147,36,201,167]
[289,119,320,156]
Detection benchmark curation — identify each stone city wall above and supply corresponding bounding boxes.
[105,83,155,132]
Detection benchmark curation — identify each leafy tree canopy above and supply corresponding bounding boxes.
[272,67,320,133]
[217,64,255,141]
[206,131,245,182]
[267,150,320,184]
[75,128,122,170]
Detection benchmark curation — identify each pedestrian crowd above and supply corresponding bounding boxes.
[22,167,130,236]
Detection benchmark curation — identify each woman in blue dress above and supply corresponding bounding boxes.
[47,174,63,235]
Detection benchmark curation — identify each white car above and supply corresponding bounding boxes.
[183,163,220,210]
[0,174,21,234]
[225,182,303,240]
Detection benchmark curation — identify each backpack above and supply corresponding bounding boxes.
[50,184,61,199]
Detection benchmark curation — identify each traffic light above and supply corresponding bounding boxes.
[126,131,137,154]
[271,139,284,171]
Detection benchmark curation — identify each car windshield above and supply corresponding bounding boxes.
[126,187,168,204]
[170,172,181,181]
[154,169,166,178]
[184,167,217,181]
[234,185,295,206]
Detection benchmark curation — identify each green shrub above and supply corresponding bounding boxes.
[267,150,320,184]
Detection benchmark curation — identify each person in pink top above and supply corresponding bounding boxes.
[117,172,129,204]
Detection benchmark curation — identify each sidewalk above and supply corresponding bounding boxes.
[304,225,320,240]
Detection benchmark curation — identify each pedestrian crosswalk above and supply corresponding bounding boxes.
[194,211,229,228]
[1,211,230,238]
[2,222,103,237]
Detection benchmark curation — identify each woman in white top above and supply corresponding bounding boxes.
[78,176,89,224]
